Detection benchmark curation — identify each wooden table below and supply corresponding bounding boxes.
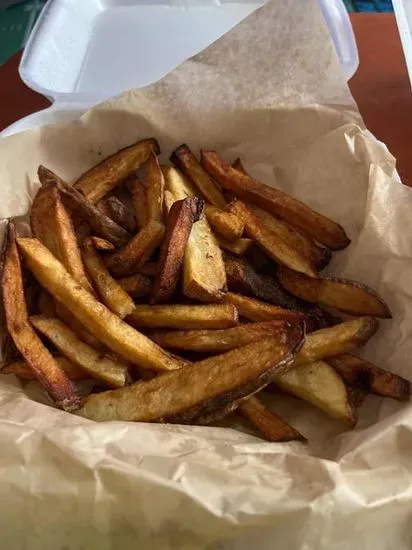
[1,13,412,184]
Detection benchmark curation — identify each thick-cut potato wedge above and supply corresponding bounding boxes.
[101,196,136,234]
[328,354,410,401]
[146,152,165,223]
[152,197,204,303]
[38,166,131,247]
[217,236,253,256]
[74,138,160,203]
[2,223,81,411]
[77,326,304,422]
[204,204,244,242]
[17,238,185,373]
[151,320,289,353]
[117,273,152,298]
[239,396,306,442]
[31,316,131,388]
[2,357,87,382]
[128,303,238,330]
[163,166,226,301]
[82,239,135,318]
[86,236,115,251]
[277,267,392,319]
[202,151,350,250]
[171,144,226,208]
[106,220,165,277]
[128,176,149,229]
[228,200,316,277]
[275,360,358,426]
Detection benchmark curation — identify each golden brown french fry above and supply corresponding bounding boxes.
[31,316,131,388]
[228,200,317,277]
[150,320,289,352]
[38,166,131,247]
[128,303,238,330]
[55,301,105,351]
[17,238,186,373]
[2,223,81,411]
[204,204,244,241]
[238,396,306,442]
[74,138,160,203]
[163,189,176,217]
[146,152,165,223]
[277,267,392,319]
[77,325,304,422]
[82,239,135,318]
[117,273,152,298]
[328,354,410,402]
[151,197,204,303]
[171,144,226,208]
[86,236,115,251]
[217,236,253,256]
[106,220,165,277]
[128,176,149,229]
[2,357,87,382]
[101,196,137,234]
[202,151,350,250]
[163,166,226,301]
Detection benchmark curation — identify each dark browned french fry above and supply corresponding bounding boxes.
[146,152,165,223]
[117,273,152,298]
[37,290,56,317]
[101,196,137,234]
[138,262,158,277]
[128,175,149,229]
[2,357,88,382]
[86,236,115,251]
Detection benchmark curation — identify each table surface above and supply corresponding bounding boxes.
[1,13,412,184]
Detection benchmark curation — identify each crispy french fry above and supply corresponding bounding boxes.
[328,354,410,402]
[150,320,289,352]
[117,273,152,298]
[228,200,316,277]
[277,267,392,319]
[202,151,350,250]
[163,189,176,217]
[77,325,304,422]
[2,223,81,411]
[31,316,131,388]
[17,238,186,373]
[163,166,226,301]
[217,236,253,256]
[171,144,226,208]
[55,301,105,350]
[204,204,244,241]
[151,197,204,303]
[238,396,306,442]
[74,138,160,203]
[101,196,137,234]
[128,303,238,330]
[146,152,165,223]
[38,166,131,247]
[106,220,165,277]
[2,357,87,382]
[82,239,135,318]
[128,176,149,229]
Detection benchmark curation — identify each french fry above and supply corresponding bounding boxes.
[77,325,304,423]
[55,301,105,351]
[163,166,226,301]
[328,354,410,402]
[171,144,226,208]
[146,152,165,223]
[217,236,253,256]
[38,166,131,247]
[128,303,238,330]
[228,200,317,277]
[151,197,204,303]
[277,266,392,319]
[117,273,152,298]
[204,204,244,241]
[82,239,135,318]
[2,223,81,411]
[232,158,247,175]
[86,236,115,251]
[202,151,350,250]
[238,396,306,442]
[31,316,131,388]
[17,238,186,373]
[150,320,289,352]
[128,176,149,229]
[101,196,136,234]
[163,189,176,217]
[74,138,160,203]
[138,262,158,277]
[2,357,87,382]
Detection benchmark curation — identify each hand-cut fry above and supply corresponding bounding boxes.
[239,396,306,442]
[77,326,304,422]
[228,200,316,277]
[38,166,131,247]
[128,175,149,229]
[82,239,135,318]
[17,238,186,372]
[31,315,131,388]
[106,220,165,277]
[151,197,204,303]
[277,267,392,319]
[202,151,350,250]
[37,290,56,317]
[163,166,226,301]
[2,223,81,411]
[204,204,244,241]
[138,262,158,277]
[217,236,252,256]
[74,138,160,203]
[275,360,358,426]
[171,144,226,208]
[146,152,165,223]
[328,354,410,401]
[86,236,115,251]
[101,196,137,234]
[2,357,87,382]
[151,320,289,353]
[55,301,105,350]
[128,303,238,330]
[117,273,152,298]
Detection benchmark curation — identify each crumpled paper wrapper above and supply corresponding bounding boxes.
[0,1,412,548]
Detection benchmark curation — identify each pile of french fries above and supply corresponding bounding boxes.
[1,138,409,442]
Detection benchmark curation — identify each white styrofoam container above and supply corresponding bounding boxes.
[393,0,412,87]
[1,0,358,137]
